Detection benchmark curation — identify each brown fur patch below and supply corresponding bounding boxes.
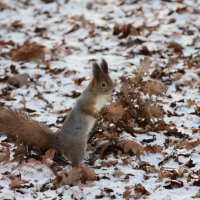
[83,104,99,118]
[0,108,56,149]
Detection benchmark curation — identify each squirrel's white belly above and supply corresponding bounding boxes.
[95,95,108,111]
[86,95,108,134]
[86,95,109,135]
[86,116,96,135]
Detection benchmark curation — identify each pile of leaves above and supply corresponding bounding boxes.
[90,57,167,162]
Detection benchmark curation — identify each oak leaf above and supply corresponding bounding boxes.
[142,79,167,96]
[131,57,152,86]
[81,165,96,182]
[119,139,144,160]
[60,168,82,186]
[105,103,125,123]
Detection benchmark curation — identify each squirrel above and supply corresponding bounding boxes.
[0,59,113,168]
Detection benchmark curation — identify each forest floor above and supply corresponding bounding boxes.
[0,0,199,199]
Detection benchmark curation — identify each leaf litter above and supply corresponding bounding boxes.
[0,0,200,199]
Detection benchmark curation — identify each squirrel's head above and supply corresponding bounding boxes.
[91,59,113,95]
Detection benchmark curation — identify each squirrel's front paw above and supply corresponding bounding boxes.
[93,110,100,119]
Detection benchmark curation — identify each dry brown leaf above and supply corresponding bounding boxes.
[158,169,181,181]
[150,67,164,79]
[74,77,86,85]
[168,42,183,53]
[123,186,132,200]
[187,56,200,69]
[0,2,8,10]
[145,145,163,153]
[60,168,82,186]
[187,99,196,107]
[0,146,10,162]
[8,73,30,87]
[184,139,200,149]
[101,160,118,167]
[164,180,183,189]
[105,103,125,123]
[0,40,15,46]
[119,139,144,159]
[41,148,56,164]
[113,23,139,38]
[131,57,152,86]
[177,166,184,177]
[63,70,76,77]
[9,175,28,189]
[193,178,200,186]
[138,99,164,125]
[0,153,5,162]
[11,41,45,61]
[138,57,152,76]
[142,79,167,96]
[81,165,96,182]
[11,20,24,29]
[134,183,150,197]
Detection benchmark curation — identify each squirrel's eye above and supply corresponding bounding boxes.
[101,82,106,88]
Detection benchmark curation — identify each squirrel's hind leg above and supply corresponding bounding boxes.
[64,138,87,168]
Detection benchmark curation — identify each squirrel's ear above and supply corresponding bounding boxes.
[100,59,108,74]
[92,62,101,80]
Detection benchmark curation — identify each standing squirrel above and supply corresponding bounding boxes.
[0,59,113,167]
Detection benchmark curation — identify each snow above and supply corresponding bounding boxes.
[0,0,200,199]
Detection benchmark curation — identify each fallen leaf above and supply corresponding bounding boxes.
[0,146,10,162]
[81,165,96,182]
[119,139,144,159]
[9,175,28,189]
[177,166,184,177]
[131,57,152,86]
[123,186,132,200]
[11,41,45,61]
[63,70,76,77]
[101,160,118,167]
[105,103,125,123]
[134,183,150,196]
[0,40,15,46]
[113,23,139,38]
[74,77,86,85]
[164,180,183,189]
[60,168,82,186]
[168,42,183,53]
[41,148,56,164]
[8,73,30,87]
[145,145,163,153]
[184,139,200,149]
[0,2,8,10]
[11,20,23,29]
[193,178,200,186]
[142,79,167,96]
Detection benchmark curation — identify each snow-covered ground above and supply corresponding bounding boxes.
[0,0,199,199]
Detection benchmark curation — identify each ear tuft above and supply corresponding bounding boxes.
[92,62,101,79]
[100,59,108,74]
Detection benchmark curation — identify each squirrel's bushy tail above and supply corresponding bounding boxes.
[0,108,56,149]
